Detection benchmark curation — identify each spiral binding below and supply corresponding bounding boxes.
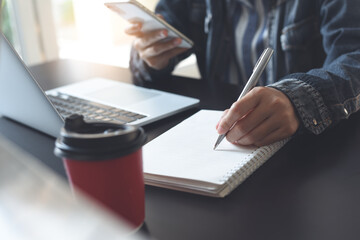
[221,138,289,193]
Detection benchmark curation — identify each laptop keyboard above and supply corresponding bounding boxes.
[47,93,146,124]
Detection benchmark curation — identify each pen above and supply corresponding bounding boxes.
[213,48,274,150]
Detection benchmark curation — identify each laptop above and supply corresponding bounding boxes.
[0,33,199,138]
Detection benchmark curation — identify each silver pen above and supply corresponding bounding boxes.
[213,48,274,150]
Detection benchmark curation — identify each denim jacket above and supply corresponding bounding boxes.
[130,0,360,135]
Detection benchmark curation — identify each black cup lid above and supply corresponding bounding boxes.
[54,114,146,161]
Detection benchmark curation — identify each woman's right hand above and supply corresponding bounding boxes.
[124,16,189,70]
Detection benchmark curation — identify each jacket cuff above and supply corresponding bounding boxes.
[269,78,332,135]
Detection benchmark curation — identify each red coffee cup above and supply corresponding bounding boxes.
[54,114,147,228]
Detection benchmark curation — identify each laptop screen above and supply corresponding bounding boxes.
[0,33,64,137]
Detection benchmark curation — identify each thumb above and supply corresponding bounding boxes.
[156,14,165,20]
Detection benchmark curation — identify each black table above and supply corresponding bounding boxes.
[1,59,360,240]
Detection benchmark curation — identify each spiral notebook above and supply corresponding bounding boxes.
[143,110,288,197]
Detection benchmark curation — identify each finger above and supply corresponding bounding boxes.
[232,114,280,145]
[160,46,187,60]
[252,115,298,147]
[156,14,165,20]
[141,38,182,59]
[217,87,263,134]
[145,46,187,69]
[124,22,142,36]
[133,29,169,50]
[225,98,273,140]
[216,109,229,130]
[253,128,287,147]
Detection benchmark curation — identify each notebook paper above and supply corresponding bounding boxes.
[143,110,288,197]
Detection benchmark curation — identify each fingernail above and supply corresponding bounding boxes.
[173,38,182,46]
[235,139,244,145]
[134,23,141,29]
[159,30,167,38]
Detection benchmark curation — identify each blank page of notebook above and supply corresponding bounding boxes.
[143,110,258,185]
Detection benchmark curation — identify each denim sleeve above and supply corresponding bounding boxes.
[129,0,192,85]
[270,0,360,135]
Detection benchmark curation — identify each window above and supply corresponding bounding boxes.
[51,0,199,78]
[1,0,20,54]
[1,0,58,65]
[52,0,158,67]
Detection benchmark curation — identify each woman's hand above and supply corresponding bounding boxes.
[216,87,300,147]
[124,15,189,70]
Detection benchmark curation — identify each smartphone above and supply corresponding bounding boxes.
[104,0,194,48]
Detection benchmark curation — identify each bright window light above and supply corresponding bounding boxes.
[51,0,157,68]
